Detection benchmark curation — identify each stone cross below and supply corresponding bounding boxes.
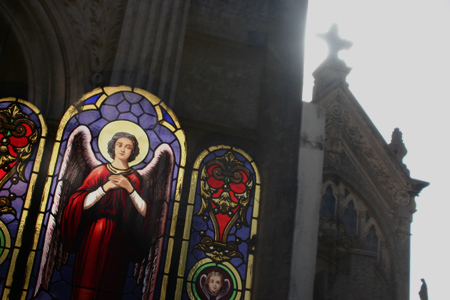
[318,24,353,59]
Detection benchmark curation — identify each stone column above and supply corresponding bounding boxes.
[111,0,190,105]
[289,102,325,299]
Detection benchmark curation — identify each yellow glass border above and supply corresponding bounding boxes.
[0,287,10,300]
[223,261,243,291]
[26,86,186,297]
[0,97,47,293]
[176,145,260,299]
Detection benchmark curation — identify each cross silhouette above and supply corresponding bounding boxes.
[318,24,353,59]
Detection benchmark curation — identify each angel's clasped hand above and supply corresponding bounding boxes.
[104,175,134,193]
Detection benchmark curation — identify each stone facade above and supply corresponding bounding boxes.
[311,26,429,300]
[0,1,311,299]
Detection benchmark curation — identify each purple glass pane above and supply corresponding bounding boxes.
[147,130,163,148]
[100,104,120,121]
[53,151,64,176]
[130,103,144,117]
[104,92,125,105]
[11,181,26,197]
[11,200,24,219]
[78,110,101,125]
[91,118,109,136]
[61,119,77,141]
[117,112,138,123]
[154,126,176,144]
[91,137,100,153]
[213,149,228,157]
[171,179,177,199]
[170,141,181,167]
[25,162,34,180]
[117,100,131,113]
[237,263,247,278]
[139,100,156,116]
[0,214,14,225]
[21,104,33,114]
[45,193,55,212]
[123,92,143,104]
[5,219,18,239]
[138,114,157,130]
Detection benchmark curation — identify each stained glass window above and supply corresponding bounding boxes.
[25,87,186,299]
[0,98,47,298]
[343,201,357,236]
[176,146,260,300]
[365,226,379,253]
[321,185,336,216]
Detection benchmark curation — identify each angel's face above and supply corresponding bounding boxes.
[208,275,223,293]
[114,137,134,162]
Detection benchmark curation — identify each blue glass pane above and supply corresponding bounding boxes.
[84,93,102,104]
[161,106,175,126]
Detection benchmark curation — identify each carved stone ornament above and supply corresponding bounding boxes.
[395,216,411,240]
[61,0,126,74]
[323,98,411,207]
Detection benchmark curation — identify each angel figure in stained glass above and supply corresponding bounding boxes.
[35,124,174,300]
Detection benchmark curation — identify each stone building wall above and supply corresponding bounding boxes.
[0,1,312,299]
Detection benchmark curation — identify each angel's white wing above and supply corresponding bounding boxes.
[34,125,101,294]
[135,143,175,300]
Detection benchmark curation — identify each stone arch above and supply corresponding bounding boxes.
[0,2,69,120]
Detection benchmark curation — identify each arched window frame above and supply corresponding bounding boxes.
[177,145,261,300]
[320,180,338,217]
[26,86,186,299]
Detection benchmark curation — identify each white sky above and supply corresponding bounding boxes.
[303,0,450,298]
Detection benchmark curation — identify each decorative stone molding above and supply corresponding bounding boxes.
[60,0,126,76]
[394,216,411,240]
[322,96,412,209]
[389,128,409,174]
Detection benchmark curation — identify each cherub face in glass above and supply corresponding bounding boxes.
[207,274,223,294]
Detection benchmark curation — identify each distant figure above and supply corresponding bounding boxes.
[419,278,428,300]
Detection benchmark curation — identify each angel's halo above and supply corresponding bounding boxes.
[98,120,149,167]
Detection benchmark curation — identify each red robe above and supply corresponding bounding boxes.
[62,164,150,300]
